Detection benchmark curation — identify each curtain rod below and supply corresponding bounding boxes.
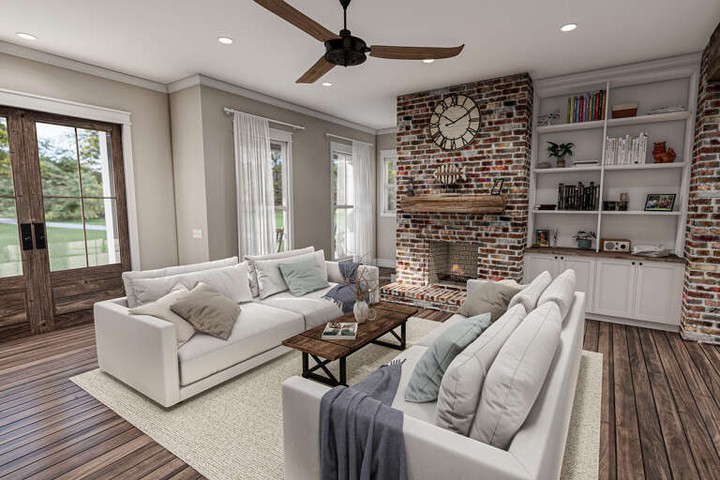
[326,133,374,147]
[223,107,305,131]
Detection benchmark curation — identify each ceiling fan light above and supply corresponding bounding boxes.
[560,23,578,32]
[322,82,333,87]
[16,32,37,40]
[423,59,435,64]
[217,36,234,45]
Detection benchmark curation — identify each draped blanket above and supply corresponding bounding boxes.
[322,261,360,313]
[320,360,407,480]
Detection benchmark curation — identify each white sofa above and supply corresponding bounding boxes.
[282,279,586,480]
[94,256,379,408]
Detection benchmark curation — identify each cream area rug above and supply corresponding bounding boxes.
[72,317,602,480]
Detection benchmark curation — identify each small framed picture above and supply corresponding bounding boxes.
[535,229,550,247]
[644,194,676,212]
[491,179,505,195]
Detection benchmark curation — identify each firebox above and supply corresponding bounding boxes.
[427,241,479,289]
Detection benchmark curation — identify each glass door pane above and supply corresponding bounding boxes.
[0,117,23,278]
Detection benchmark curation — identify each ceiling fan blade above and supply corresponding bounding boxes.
[370,44,464,60]
[254,0,339,42]
[296,56,336,84]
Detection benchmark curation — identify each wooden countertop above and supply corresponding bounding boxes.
[525,246,686,264]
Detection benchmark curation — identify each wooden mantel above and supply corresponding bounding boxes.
[399,194,506,214]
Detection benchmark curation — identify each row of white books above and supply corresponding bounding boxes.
[604,133,648,165]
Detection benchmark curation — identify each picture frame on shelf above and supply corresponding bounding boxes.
[491,179,505,195]
[535,229,550,247]
[644,193,676,212]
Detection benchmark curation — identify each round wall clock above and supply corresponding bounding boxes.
[429,94,481,151]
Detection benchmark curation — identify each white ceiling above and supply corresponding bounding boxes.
[1,0,718,130]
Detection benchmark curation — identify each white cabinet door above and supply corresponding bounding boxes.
[524,254,558,283]
[594,259,636,317]
[633,262,684,326]
[561,256,596,313]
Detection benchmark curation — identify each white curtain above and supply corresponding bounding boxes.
[352,140,375,263]
[233,112,277,256]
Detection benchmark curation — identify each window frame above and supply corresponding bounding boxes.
[269,128,293,252]
[330,141,354,261]
[379,149,397,217]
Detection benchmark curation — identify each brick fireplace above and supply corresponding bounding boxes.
[428,241,479,287]
[381,73,533,311]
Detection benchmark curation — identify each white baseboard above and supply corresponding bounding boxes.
[376,258,396,268]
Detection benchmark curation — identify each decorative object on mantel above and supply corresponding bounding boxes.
[399,194,505,214]
[491,179,505,196]
[433,163,467,190]
[535,229,550,247]
[652,142,677,163]
[644,193,676,212]
[407,177,416,197]
[611,102,638,118]
[573,231,596,250]
[538,108,560,127]
[600,238,631,252]
[547,141,574,168]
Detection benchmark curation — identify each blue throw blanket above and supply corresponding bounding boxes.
[322,261,360,313]
[320,360,407,480]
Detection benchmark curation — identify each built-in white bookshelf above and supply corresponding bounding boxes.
[528,55,700,256]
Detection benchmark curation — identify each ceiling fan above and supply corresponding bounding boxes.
[254,0,465,83]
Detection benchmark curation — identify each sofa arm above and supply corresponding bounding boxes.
[282,376,530,480]
[94,299,181,407]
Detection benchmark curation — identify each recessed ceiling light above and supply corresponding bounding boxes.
[217,36,234,45]
[423,59,435,64]
[560,23,577,32]
[16,32,37,41]
[322,82,333,87]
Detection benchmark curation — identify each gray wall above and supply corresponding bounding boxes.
[376,132,397,266]
[0,53,178,269]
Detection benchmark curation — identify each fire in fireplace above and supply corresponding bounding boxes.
[428,241,479,288]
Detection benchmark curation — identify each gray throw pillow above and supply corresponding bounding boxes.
[129,283,195,346]
[405,313,491,403]
[170,282,241,340]
[278,256,330,296]
[457,281,522,321]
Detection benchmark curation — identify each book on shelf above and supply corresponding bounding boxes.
[604,133,648,165]
[567,90,606,123]
[557,182,600,211]
[321,322,358,340]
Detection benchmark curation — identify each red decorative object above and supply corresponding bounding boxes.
[652,142,677,163]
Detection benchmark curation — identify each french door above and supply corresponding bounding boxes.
[0,107,130,341]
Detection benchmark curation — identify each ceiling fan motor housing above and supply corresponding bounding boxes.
[324,29,368,67]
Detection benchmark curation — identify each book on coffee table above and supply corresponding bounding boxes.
[321,322,358,340]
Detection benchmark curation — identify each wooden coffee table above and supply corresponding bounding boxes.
[282,303,418,386]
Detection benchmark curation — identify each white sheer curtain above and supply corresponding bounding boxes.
[352,140,375,263]
[233,112,277,256]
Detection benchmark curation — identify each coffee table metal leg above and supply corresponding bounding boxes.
[302,353,346,387]
[302,352,309,376]
[400,321,407,350]
[339,357,347,386]
[371,320,408,351]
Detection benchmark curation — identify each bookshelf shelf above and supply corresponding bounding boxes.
[605,110,691,128]
[603,162,685,171]
[535,166,602,174]
[602,211,682,216]
[532,210,599,215]
[537,120,604,134]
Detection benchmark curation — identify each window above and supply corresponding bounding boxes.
[331,142,354,260]
[270,129,293,252]
[380,150,397,216]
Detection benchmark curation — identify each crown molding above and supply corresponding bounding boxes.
[377,127,398,135]
[168,74,377,135]
[0,41,168,93]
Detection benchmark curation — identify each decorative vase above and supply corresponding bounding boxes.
[353,300,370,324]
[556,157,566,168]
[577,239,592,250]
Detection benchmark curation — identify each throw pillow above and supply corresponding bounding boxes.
[255,250,327,299]
[405,313,492,403]
[537,268,576,321]
[129,284,195,346]
[245,247,315,297]
[507,271,552,312]
[278,256,330,296]
[436,304,527,435]
[457,281,523,322]
[469,302,562,449]
[170,283,242,341]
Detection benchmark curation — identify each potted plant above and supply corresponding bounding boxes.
[573,231,596,250]
[547,141,575,168]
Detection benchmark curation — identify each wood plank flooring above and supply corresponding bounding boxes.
[2,318,720,479]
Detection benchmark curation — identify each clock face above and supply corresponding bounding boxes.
[429,94,481,151]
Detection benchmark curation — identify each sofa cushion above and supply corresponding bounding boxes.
[177,303,304,386]
[245,247,314,297]
[469,302,562,449]
[278,256,330,297]
[129,284,195,346]
[255,250,327,300]
[537,269,576,321]
[260,283,342,329]
[507,271,552,312]
[389,345,438,425]
[405,314,491,403]
[436,304,527,436]
[170,283,242,341]
[122,257,238,308]
[415,314,466,347]
[456,281,522,322]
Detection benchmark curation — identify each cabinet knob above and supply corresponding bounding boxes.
[554,256,558,260]
[560,256,564,260]
[639,262,643,266]
[632,262,636,265]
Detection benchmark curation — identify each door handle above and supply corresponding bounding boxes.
[20,223,34,250]
[33,222,47,250]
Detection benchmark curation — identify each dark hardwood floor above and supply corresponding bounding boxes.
[2,315,720,479]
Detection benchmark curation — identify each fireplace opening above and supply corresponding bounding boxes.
[428,241,479,289]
